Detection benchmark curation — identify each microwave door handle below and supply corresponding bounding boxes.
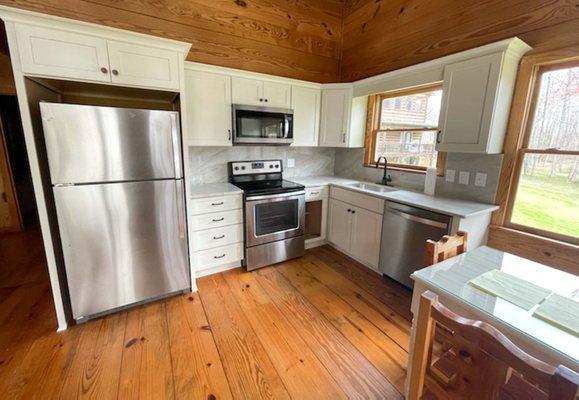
[284,116,289,138]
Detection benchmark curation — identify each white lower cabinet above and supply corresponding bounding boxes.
[328,189,383,271]
[189,194,244,275]
[349,207,382,270]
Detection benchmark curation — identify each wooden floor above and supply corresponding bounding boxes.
[0,229,413,399]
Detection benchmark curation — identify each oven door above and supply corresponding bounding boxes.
[245,191,305,247]
[233,105,293,145]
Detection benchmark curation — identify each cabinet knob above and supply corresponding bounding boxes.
[228,129,231,140]
[351,210,356,214]
[112,69,119,76]
[259,98,263,102]
[347,208,351,212]
[264,99,268,102]
[100,67,108,74]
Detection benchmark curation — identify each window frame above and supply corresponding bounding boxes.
[503,61,579,245]
[363,83,446,175]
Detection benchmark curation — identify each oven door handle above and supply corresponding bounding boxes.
[246,191,305,202]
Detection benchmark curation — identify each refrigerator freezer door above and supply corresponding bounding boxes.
[54,179,189,319]
[40,103,182,184]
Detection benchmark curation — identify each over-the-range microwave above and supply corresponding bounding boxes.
[232,104,293,145]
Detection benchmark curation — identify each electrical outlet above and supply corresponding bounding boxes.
[445,169,456,182]
[475,172,487,187]
[287,158,295,168]
[458,171,470,185]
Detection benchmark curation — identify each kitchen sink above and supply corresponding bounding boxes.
[346,182,399,193]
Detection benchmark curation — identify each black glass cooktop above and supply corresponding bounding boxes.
[232,179,304,197]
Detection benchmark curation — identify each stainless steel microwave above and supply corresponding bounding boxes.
[232,105,293,145]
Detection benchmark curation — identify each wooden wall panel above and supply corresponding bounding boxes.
[341,0,579,81]
[0,0,342,82]
[0,21,15,95]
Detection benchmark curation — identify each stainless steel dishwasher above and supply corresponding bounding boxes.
[379,201,453,288]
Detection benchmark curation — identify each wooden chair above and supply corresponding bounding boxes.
[424,231,468,267]
[407,291,579,400]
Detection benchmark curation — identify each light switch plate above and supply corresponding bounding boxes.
[287,158,295,168]
[445,169,456,182]
[459,171,470,185]
[475,172,487,187]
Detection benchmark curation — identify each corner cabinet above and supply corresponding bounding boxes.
[13,23,186,91]
[184,69,232,146]
[319,85,366,148]
[291,86,320,147]
[436,39,531,153]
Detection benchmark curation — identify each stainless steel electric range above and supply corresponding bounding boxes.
[228,160,305,271]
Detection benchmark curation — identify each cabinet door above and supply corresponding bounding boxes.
[327,199,351,252]
[263,81,291,108]
[15,24,110,82]
[319,88,352,147]
[291,86,320,146]
[437,53,502,153]
[231,77,263,106]
[107,41,180,90]
[350,207,383,270]
[184,70,232,146]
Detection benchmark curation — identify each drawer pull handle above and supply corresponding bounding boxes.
[214,254,226,259]
[211,202,224,206]
[212,217,225,222]
[213,235,225,240]
[309,191,319,195]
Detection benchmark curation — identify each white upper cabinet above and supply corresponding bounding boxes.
[15,24,111,83]
[231,76,291,108]
[319,86,365,148]
[184,69,232,146]
[319,87,352,147]
[291,86,320,147]
[11,20,188,91]
[437,40,531,153]
[231,77,263,106]
[107,41,180,90]
[263,81,291,108]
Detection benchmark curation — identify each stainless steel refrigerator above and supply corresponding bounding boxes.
[40,103,190,321]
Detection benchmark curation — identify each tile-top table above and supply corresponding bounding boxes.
[407,246,579,395]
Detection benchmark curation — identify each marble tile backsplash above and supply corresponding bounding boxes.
[333,148,503,204]
[187,146,335,184]
[188,145,503,204]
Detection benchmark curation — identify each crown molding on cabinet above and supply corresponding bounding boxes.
[0,5,191,56]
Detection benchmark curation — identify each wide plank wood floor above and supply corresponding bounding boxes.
[0,229,413,399]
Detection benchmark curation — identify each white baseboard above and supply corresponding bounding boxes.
[305,238,327,249]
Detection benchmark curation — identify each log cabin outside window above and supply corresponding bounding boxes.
[364,84,446,174]
[506,62,579,244]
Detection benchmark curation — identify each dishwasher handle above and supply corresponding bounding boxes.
[387,208,448,229]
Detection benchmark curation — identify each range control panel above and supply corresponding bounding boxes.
[230,160,283,176]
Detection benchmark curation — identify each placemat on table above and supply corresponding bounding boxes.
[533,293,579,336]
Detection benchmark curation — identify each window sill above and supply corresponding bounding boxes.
[488,225,578,275]
[363,163,444,176]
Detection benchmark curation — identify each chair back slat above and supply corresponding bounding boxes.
[424,232,468,267]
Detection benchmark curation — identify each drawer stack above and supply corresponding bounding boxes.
[190,194,244,276]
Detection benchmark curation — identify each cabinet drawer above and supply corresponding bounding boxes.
[330,187,384,214]
[191,224,243,252]
[190,195,242,215]
[306,186,327,202]
[190,209,243,231]
[193,243,243,270]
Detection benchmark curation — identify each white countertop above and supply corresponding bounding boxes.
[189,182,243,199]
[292,175,358,187]
[292,175,498,218]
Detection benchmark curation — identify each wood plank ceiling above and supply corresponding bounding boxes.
[0,0,578,83]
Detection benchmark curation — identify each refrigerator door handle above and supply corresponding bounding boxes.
[170,113,183,179]
[175,180,186,239]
